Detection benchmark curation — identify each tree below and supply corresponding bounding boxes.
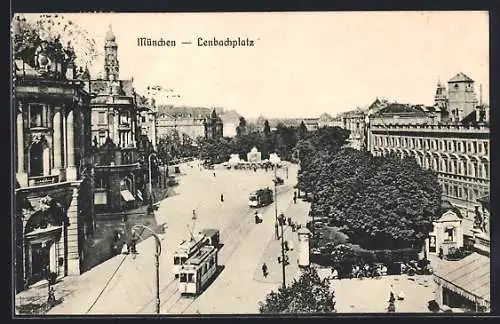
[263,120,271,137]
[258,268,336,314]
[298,121,308,139]
[12,14,97,69]
[299,148,442,250]
[236,117,247,137]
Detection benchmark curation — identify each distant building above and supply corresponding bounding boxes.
[156,106,208,141]
[339,108,367,150]
[13,22,94,291]
[204,109,224,140]
[247,147,262,163]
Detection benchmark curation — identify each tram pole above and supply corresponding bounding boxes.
[273,171,279,240]
[278,212,286,290]
[132,224,162,314]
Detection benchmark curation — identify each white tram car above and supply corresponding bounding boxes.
[179,245,219,295]
[172,233,210,278]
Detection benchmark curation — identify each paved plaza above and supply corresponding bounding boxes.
[45,162,303,315]
[17,161,440,315]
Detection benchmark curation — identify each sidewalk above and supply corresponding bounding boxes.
[14,185,170,316]
[252,199,311,286]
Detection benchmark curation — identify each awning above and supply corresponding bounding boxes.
[121,190,135,202]
[434,252,490,307]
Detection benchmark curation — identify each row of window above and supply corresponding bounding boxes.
[178,256,216,283]
[374,135,489,155]
[414,155,490,179]
[95,111,131,125]
[380,151,490,179]
[442,182,482,202]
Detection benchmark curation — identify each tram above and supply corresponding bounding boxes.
[172,233,210,277]
[179,245,219,295]
[201,229,221,248]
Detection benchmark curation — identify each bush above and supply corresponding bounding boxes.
[428,300,440,313]
[446,247,472,261]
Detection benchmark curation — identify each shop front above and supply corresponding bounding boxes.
[25,226,63,284]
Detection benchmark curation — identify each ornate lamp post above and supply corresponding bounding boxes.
[277,212,288,290]
[131,224,163,314]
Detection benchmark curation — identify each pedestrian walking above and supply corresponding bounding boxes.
[213,172,216,177]
[262,263,268,278]
[220,194,224,202]
[129,230,139,254]
[287,216,292,226]
[293,196,297,204]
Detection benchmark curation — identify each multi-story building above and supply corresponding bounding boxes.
[367,73,490,241]
[88,26,142,214]
[339,108,367,150]
[156,105,207,141]
[13,22,94,291]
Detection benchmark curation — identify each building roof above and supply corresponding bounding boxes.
[437,210,462,223]
[434,252,490,304]
[374,103,428,117]
[460,107,489,126]
[448,72,474,83]
[441,200,463,218]
[105,25,116,42]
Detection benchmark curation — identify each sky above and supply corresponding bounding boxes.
[21,12,489,118]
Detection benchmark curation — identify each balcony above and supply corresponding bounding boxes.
[28,175,60,187]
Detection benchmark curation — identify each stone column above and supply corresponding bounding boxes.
[66,110,77,180]
[52,110,62,176]
[66,185,81,275]
[16,105,28,186]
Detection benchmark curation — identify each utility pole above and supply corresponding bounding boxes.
[132,224,162,314]
[278,212,287,290]
[273,171,279,240]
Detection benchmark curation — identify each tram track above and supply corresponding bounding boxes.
[136,182,293,314]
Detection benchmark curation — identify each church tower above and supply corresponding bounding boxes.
[434,79,448,110]
[104,24,119,81]
[447,72,478,122]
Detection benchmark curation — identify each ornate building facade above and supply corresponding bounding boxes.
[88,25,142,214]
[13,21,94,291]
[367,73,490,241]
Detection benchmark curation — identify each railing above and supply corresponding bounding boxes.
[476,236,490,248]
[28,175,59,187]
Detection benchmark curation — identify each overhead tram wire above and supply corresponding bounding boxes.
[85,254,129,314]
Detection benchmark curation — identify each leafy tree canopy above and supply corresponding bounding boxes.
[258,268,336,314]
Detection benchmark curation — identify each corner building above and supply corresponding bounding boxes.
[13,26,94,291]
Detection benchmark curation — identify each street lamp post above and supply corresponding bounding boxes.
[273,171,279,240]
[278,212,287,290]
[132,224,162,314]
[148,152,156,206]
